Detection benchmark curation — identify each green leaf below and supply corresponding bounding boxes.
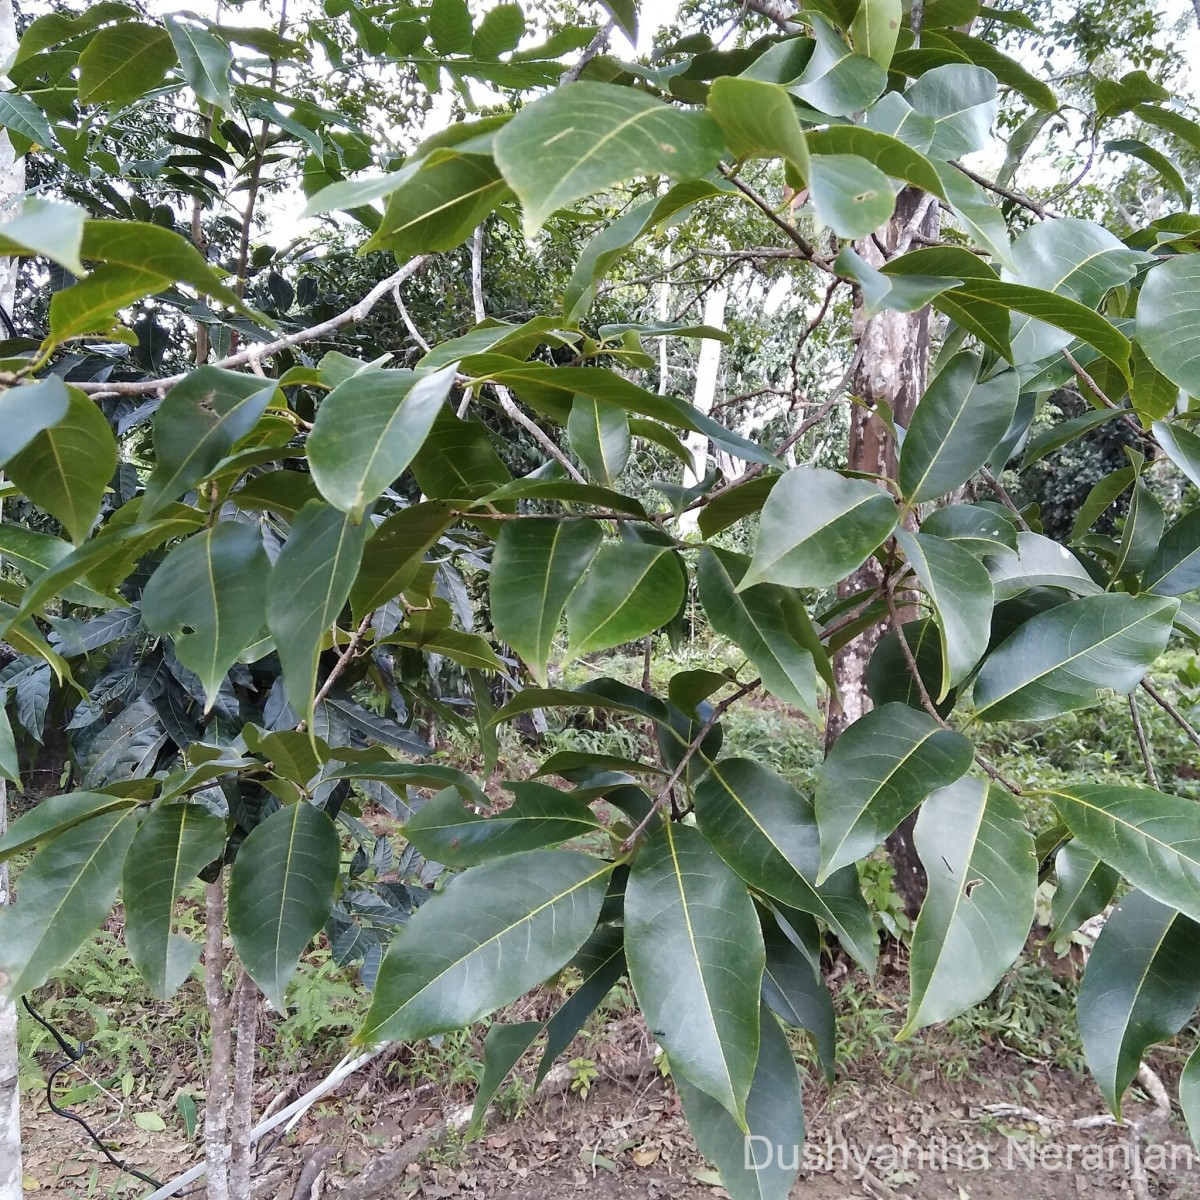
[474,3,526,57]
[861,91,935,150]
[904,64,998,158]
[934,29,1056,110]
[706,77,810,177]
[0,707,18,786]
[598,0,637,43]
[78,21,177,105]
[359,850,610,1042]
[228,803,341,1011]
[850,0,901,67]
[123,804,227,998]
[1106,137,1190,205]
[490,518,602,684]
[1143,509,1200,596]
[323,761,485,807]
[1077,890,1200,1118]
[1152,420,1200,491]
[144,368,276,517]
[972,594,1176,721]
[807,154,895,239]
[1111,477,1164,579]
[1021,408,1122,469]
[791,14,887,116]
[921,504,1018,557]
[1048,784,1200,925]
[815,703,973,880]
[0,792,138,864]
[402,782,603,867]
[695,758,878,972]
[350,501,455,619]
[493,82,724,236]
[676,1003,804,1200]
[867,620,954,715]
[807,125,945,197]
[0,92,55,151]
[142,524,271,710]
[266,500,372,725]
[308,365,457,519]
[0,200,86,276]
[0,377,71,471]
[1182,1045,1200,1152]
[165,16,233,109]
[410,407,512,500]
[696,547,819,719]
[1048,843,1120,941]
[467,1021,541,1138]
[836,246,959,319]
[899,352,1018,502]
[362,152,509,257]
[626,821,763,1123]
[987,531,1102,600]
[565,542,686,658]
[901,777,1036,1036]
[896,529,993,696]
[6,387,117,544]
[1004,219,1150,365]
[760,908,835,1081]
[1071,470,1135,542]
[740,467,897,591]
[0,807,139,996]
[429,0,474,53]
[567,396,630,487]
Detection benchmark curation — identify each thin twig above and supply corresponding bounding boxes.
[719,165,832,271]
[1062,348,1147,441]
[393,285,430,352]
[1128,691,1159,789]
[980,466,1031,531]
[620,678,761,851]
[75,257,430,398]
[1140,678,1200,753]
[559,18,616,84]
[311,612,374,711]
[953,162,1047,219]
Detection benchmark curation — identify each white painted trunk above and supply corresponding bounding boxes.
[0,0,24,1193]
[677,287,727,537]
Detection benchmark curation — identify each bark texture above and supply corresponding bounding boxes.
[828,188,938,918]
[204,880,233,1200]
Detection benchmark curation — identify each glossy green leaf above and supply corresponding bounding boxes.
[565,542,685,658]
[807,153,895,239]
[0,377,71,470]
[850,0,901,66]
[935,29,1056,110]
[78,21,177,105]
[861,91,935,150]
[1152,420,1200,491]
[567,396,630,487]
[972,594,1176,721]
[1077,890,1200,1118]
[905,64,998,158]
[0,792,137,865]
[266,500,372,725]
[901,778,1036,1036]
[429,0,473,52]
[1182,1046,1200,1152]
[474,3,526,56]
[0,807,139,996]
[142,523,271,710]
[410,407,512,499]
[867,620,954,716]
[815,703,973,880]
[1143,509,1200,596]
[626,821,763,1123]
[228,802,341,1011]
[807,125,945,197]
[123,804,227,998]
[987,531,1102,600]
[308,365,457,519]
[791,14,887,116]
[0,92,55,152]
[467,1021,541,1138]
[706,77,810,177]
[1048,784,1200,925]
[144,368,276,517]
[695,758,878,972]
[350,501,454,619]
[0,199,86,276]
[359,850,610,1042]
[676,1002,804,1200]
[836,246,959,320]
[402,782,602,867]
[362,152,509,257]
[899,352,1019,502]
[1111,478,1164,579]
[1048,842,1120,941]
[696,547,819,719]
[1107,137,1189,205]
[741,466,897,591]
[921,504,1018,557]
[6,387,117,544]
[760,908,836,1081]
[896,529,993,696]
[0,707,17,786]
[493,82,724,236]
[165,16,233,109]
[491,518,601,684]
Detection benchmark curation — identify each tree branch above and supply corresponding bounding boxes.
[1139,678,1200,754]
[718,165,832,271]
[1128,691,1159,789]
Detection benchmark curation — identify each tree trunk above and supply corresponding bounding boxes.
[204,880,233,1200]
[827,188,938,918]
[678,286,728,538]
[0,0,25,1192]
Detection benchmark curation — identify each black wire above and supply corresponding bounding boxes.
[21,996,165,1190]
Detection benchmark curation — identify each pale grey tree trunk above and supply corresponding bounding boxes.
[0,0,25,1193]
[677,286,728,538]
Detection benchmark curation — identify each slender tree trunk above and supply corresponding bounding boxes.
[0,0,25,1193]
[204,880,233,1200]
[828,188,938,918]
[227,971,259,1200]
